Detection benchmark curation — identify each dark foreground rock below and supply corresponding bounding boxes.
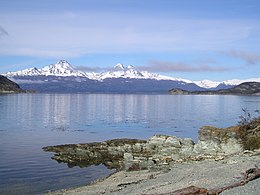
[0,75,24,93]
[43,139,146,170]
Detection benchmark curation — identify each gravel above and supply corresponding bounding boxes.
[47,153,260,195]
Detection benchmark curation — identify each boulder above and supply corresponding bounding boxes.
[165,136,182,148]
[195,126,243,155]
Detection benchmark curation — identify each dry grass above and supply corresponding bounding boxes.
[237,117,260,150]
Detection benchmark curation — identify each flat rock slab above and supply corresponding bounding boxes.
[43,139,147,170]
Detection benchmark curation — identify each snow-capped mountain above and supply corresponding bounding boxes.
[2,60,202,93]
[40,60,84,76]
[193,80,221,89]
[2,60,260,93]
[194,78,260,89]
[3,60,191,83]
[4,60,88,77]
[97,63,145,80]
[96,63,190,82]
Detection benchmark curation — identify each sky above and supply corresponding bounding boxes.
[0,0,260,81]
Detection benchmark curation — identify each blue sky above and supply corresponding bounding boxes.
[0,0,260,81]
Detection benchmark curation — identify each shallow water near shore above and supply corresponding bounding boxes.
[0,93,259,194]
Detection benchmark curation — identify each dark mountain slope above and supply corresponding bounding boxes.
[0,75,24,93]
[169,82,260,95]
[16,76,204,93]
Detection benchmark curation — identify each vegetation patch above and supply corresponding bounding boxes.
[236,109,260,150]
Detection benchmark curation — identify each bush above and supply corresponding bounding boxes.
[237,109,260,150]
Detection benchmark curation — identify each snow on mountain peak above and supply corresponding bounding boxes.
[4,67,41,77]
[194,80,221,88]
[194,78,260,88]
[40,60,79,76]
[3,60,89,77]
[114,63,125,71]
[2,61,202,83]
[3,60,260,88]
[48,60,73,70]
[56,60,73,68]
[127,65,135,69]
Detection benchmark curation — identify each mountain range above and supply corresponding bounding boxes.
[2,60,260,93]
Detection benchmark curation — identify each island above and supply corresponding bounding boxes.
[168,82,260,95]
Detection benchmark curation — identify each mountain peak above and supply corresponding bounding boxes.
[53,60,73,69]
[127,65,135,69]
[58,60,69,63]
[38,60,87,76]
[114,63,125,71]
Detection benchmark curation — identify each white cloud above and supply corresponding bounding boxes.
[0,11,257,58]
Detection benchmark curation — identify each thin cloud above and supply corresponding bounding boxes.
[0,10,255,58]
[140,60,230,73]
[76,66,111,72]
[0,25,8,37]
[222,50,260,65]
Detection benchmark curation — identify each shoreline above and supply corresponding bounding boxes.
[44,117,260,194]
[46,150,260,195]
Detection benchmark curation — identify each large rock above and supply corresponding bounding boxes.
[147,135,182,149]
[179,138,195,157]
[194,126,243,155]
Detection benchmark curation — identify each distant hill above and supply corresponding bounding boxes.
[168,82,260,95]
[0,75,24,93]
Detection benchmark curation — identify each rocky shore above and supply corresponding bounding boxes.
[43,125,244,172]
[43,117,260,194]
[46,152,260,195]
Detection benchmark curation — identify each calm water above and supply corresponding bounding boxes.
[0,93,259,194]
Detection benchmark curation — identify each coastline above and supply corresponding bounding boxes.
[44,117,260,195]
[46,150,260,195]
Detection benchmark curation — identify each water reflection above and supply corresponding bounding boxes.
[2,94,259,140]
[0,93,260,195]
